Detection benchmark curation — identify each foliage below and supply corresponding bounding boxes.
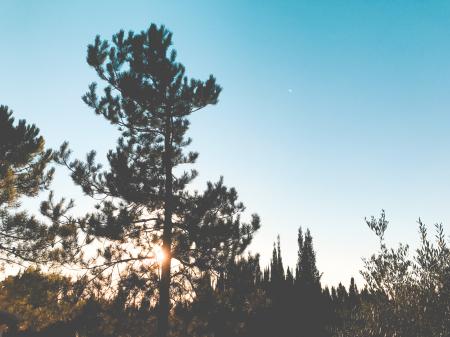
[2,20,450,337]
[54,23,260,337]
[0,106,53,207]
[349,210,450,337]
[0,268,76,331]
[0,106,77,269]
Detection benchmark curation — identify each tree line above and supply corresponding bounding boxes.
[0,23,449,337]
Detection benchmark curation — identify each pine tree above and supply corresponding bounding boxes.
[0,268,76,332]
[0,106,56,266]
[56,24,260,337]
[0,106,54,206]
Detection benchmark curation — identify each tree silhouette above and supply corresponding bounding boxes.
[0,106,54,206]
[0,106,56,267]
[56,23,260,337]
[295,228,327,337]
[357,211,450,337]
[296,228,320,289]
[0,105,79,272]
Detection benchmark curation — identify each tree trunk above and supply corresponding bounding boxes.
[157,118,173,337]
[158,234,172,337]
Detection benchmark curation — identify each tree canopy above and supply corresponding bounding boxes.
[0,106,58,267]
[56,23,260,337]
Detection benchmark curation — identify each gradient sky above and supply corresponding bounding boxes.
[2,0,450,286]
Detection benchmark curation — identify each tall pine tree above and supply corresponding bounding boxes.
[57,24,260,337]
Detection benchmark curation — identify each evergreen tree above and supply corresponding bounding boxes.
[295,227,327,337]
[286,267,294,287]
[57,24,260,337]
[266,237,288,337]
[331,286,338,303]
[270,236,285,285]
[297,228,321,288]
[348,277,359,308]
[0,106,53,206]
[204,254,266,337]
[336,283,348,304]
[0,106,63,267]
[295,227,303,280]
[0,268,76,332]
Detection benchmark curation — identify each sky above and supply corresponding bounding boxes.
[1,0,450,286]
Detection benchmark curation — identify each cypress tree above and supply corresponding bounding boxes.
[296,227,304,280]
[286,267,294,287]
[336,283,348,304]
[295,228,326,337]
[269,236,285,285]
[57,24,260,337]
[297,228,320,288]
[348,277,359,308]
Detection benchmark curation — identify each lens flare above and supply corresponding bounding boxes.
[154,246,165,263]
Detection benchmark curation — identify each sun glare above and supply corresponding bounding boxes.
[154,246,166,263]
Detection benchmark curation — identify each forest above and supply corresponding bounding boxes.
[0,23,449,337]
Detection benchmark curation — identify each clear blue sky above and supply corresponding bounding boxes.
[2,0,450,286]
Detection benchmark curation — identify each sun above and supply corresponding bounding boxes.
[154,246,166,263]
